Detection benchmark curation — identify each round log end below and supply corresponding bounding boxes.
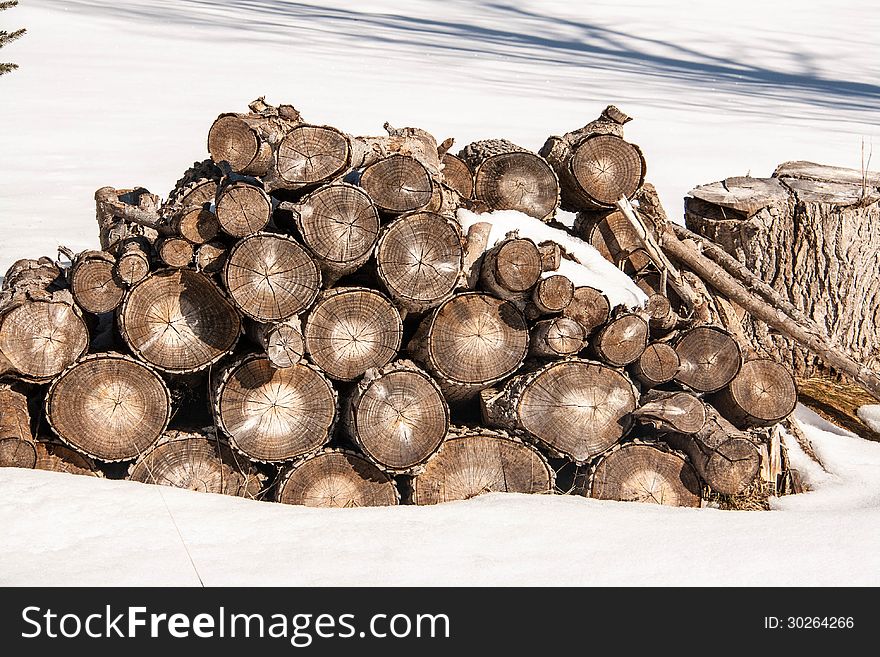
[277,450,399,508]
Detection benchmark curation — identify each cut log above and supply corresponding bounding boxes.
[277,449,399,508]
[214,354,337,462]
[632,390,708,434]
[115,236,151,286]
[345,360,449,473]
[589,312,648,367]
[577,209,652,273]
[644,293,678,333]
[375,211,463,313]
[461,221,493,289]
[46,353,171,462]
[265,124,351,192]
[195,240,227,274]
[0,385,36,469]
[207,98,303,177]
[68,250,125,313]
[129,428,264,498]
[351,123,441,176]
[289,183,380,283]
[360,154,433,214]
[585,442,701,506]
[628,342,680,388]
[156,237,193,268]
[459,139,559,221]
[562,286,611,335]
[440,152,474,199]
[223,232,321,322]
[410,427,554,504]
[480,237,543,300]
[214,180,272,238]
[34,441,99,477]
[170,203,219,245]
[530,317,585,358]
[709,358,798,428]
[540,106,646,210]
[538,241,563,272]
[304,287,402,381]
[481,359,638,463]
[246,318,304,369]
[94,186,162,252]
[165,159,222,209]
[408,292,529,399]
[119,269,241,374]
[674,325,742,393]
[531,274,574,315]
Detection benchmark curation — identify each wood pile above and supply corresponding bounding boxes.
[5,98,848,510]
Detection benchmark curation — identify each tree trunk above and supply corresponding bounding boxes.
[303,287,403,381]
[214,180,272,238]
[129,428,264,498]
[276,449,399,508]
[344,359,449,474]
[530,274,574,315]
[408,292,529,400]
[709,358,798,428]
[410,427,554,504]
[68,249,126,313]
[115,236,151,286]
[674,325,742,393]
[0,384,36,469]
[223,232,321,322]
[561,286,610,335]
[685,161,880,377]
[246,318,304,369]
[46,352,171,462]
[583,441,701,507]
[264,124,352,192]
[156,237,193,268]
[195,240,227,274]
[213,354,337,463]
[118,269,241,374]
[481,358,638,463]
[529,317,585,358]
[359,154,434,214]
[34,441,100,477]
[539,105,646,211]
[628,342,680,388]
[458,139,559,221]
[440,153,473,199]
[589,312,648,367]
[479,237,543,301]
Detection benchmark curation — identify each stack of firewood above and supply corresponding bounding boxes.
[0,100,809,508]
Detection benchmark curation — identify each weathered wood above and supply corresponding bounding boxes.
[408,292,529,399]
[246,318,304,369]
[459,139,559,221]
[114,236,151,286]
[590,312,648,367]
[165,159,222,210]
[628,342,680,388]
[46,353,171,462]
[68,249,125,313]
[410,427,554,504]
[674,325,742,393]
[195,240,227,274]
[345,360,448,474]
[632,390,708,434]
[584,441,701,506]
[360,154,433,214]
[709,358,798,428]
[94,186,161,252]
[214,180,272,238]
[214,354,337,462]
[34,441,100,477]
[531,274,574,315]
[304,287,402,381]
[0,384,36,469]
[169,203,219,245]
[578,209,651,273]
[156,237,193,268]
[277,449,399,508]
[119,269,241,374]
[351,123,442,176]
[562,286,611,335]
[375,211,463,313]
[223,232,321,322]
[530,316,585,358]
[129,428,264,498]
[644,293,679,333]
[481,358,638,463]
[480,237,543,301]
[461,221,493,289]
[440,153,473,199]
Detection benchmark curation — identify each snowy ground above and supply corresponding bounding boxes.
[1,1,879,585]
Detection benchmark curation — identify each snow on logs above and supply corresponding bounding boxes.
[0,98,805,511]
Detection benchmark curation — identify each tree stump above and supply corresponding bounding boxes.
[628,342,680,388]
[304,287,403,381]
[410,427,554,504]
[34,441,100,477]
[0,385,36,469]
[46,353,171,462]
[119,269,241,374]
[345,360,448,473]
[214,181,272,238]
[68,250,126,313]
[360,154,433,214]
[440,153,473,199]
[375,211,463,313]
[589,312,648,366]
[674,326,742,393]
[562,286,610,335]
[480,237,543,301]
[223,232,321,322]
[246,318,304,369]
[408,292,529,399]
[481,359,638,463]
[115,237,152,286]
[458,139,559,221]
[529,317,585,358]
[709,358,798,428]
[585,442,701,507]
[214,354,337,462]
[276,449,399,508]
[129,429,264,498]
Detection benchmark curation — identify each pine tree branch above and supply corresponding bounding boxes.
[0,28,26,47]
[0,2,21,11]
[0,63,19,75]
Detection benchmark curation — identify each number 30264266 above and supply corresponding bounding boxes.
[764,617,854,629]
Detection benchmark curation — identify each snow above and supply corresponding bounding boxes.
[2,0,880,585]
[457,208,647,308]
[857,405,880,435]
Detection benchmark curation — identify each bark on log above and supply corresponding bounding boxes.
[129,428,264,498]
[359,154,433,214]
[276,449,399,508]
[589,312,648,367]
[410,427,554,504]
[246,318,304,369]
[479,237,543,301]
[351,123,441,175]
[46,353,171,462]
[68,249,125,313]
[214,354,337,462]
[458,139,559,221]
[34,441,100,477]
[584,441,701,506]
[674,325,742,393]
[628,342,680,388]
[461,221,493,289]
[344,359,449,474]
[440,153,473,199]
[156,237,193,268]
[375,211,463,313]
[304,287,403,381]
[223,232,321,322]
[530,274,574,315]
[540,106,646,211]
[538,241,563,272]
[119,269,241,374]
[709,358,798,429]
[481,358,638,463]
[0,385,36,469]
[165,159,222,210]
[562,286,611,335]
[214,180,272,238]
[577,209,652,273]
[408,292,529,399]
[195,240,227,274]
[94,186,161,252]
[529,316,585,358]
[115,236,151,286]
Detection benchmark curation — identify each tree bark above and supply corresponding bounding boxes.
[276,449,399,507]
[0,384,36,469]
